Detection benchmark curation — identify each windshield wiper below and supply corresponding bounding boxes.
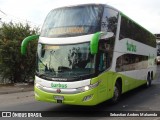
[58,66,71,72]
[36,71,57,78]
[68,72,82,79]
[36,72,47,78]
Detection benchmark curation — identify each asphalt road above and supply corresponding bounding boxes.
[0,66,160,120]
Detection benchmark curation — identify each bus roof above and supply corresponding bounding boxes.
[52,3,119,13]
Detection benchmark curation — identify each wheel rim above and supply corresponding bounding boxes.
[147,76,151,87]
[113,86,119,102]
[147,80,149,86]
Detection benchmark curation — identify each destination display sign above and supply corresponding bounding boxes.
[49,27,85,35]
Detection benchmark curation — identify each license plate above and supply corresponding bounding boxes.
[54,96,64,100]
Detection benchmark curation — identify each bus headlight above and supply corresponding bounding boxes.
[77,81,101,92]
[84,86,90,91]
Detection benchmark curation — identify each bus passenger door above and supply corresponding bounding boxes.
[96,41,115,101]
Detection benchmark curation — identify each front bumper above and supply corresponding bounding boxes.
[34,86,99,106]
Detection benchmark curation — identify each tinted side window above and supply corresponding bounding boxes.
[120,16,156,47]
[101,8,118,35]
[116,54,148,72]
[97,38,115,72]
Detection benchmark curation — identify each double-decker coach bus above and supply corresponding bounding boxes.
[21,4,156,105]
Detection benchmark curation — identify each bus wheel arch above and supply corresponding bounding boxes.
[111,78,122,104]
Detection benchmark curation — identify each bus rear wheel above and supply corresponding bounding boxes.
[111,83,121,104]
[146,75,152,87]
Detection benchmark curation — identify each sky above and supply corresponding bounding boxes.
[0,0,160,34]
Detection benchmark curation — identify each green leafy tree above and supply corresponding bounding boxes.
[0,22,39,83]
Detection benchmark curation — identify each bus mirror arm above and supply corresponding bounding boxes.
[90,32,107,55]
[21,35,39,55]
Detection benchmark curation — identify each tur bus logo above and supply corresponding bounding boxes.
[51,83,67,89]
[126,41,137,52]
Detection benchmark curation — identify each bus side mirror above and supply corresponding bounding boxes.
[90,32,101,55]
[21,35,39,55]
[90,32,109,55]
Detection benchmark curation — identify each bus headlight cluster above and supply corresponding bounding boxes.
[77,81,101,92]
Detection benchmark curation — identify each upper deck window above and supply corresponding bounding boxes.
[41,5,103,37]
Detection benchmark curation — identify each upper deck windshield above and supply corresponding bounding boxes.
[41,5,103,37]
[36,42,95,79]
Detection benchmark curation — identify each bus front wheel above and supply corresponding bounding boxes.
[111,83,121,104]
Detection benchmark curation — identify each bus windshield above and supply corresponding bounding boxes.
[36,42,95,79]
[41,5,103,37]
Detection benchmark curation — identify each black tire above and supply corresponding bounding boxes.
[111,83,121,104]
[146,75,152,87]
